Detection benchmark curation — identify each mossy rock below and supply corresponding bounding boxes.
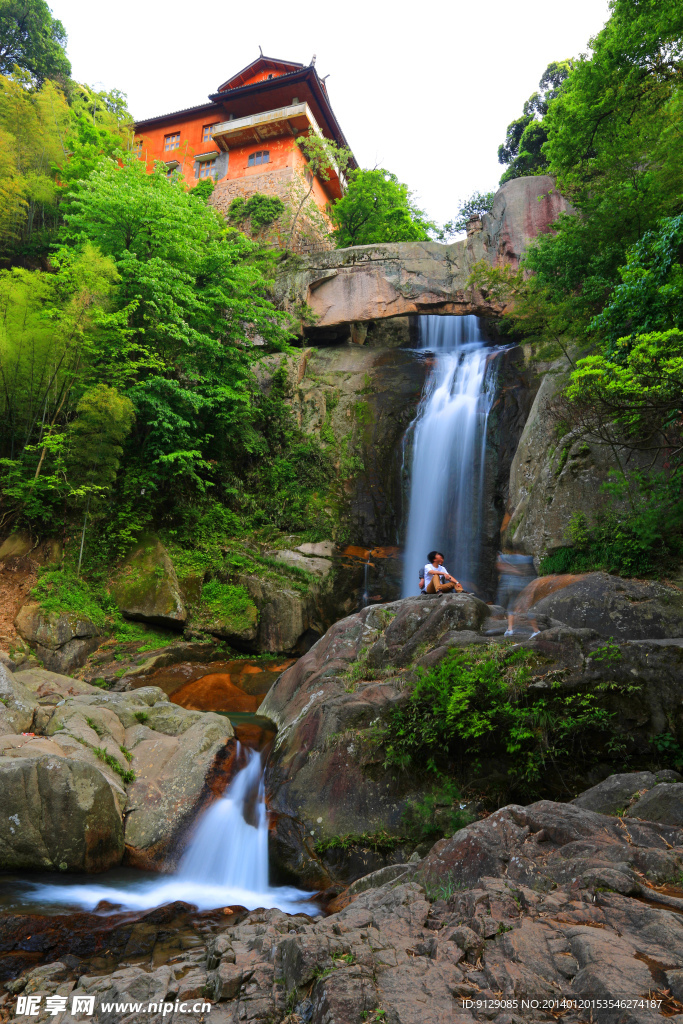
[110,533,187,631]
[193,580,259,647]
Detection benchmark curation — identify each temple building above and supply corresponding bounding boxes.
[133,53,356,249]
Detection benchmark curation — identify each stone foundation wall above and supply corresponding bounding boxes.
[210,167,334,253]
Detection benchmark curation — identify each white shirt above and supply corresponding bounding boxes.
[424,562,449,585]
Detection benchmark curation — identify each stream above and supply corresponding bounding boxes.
[0,657,316,920]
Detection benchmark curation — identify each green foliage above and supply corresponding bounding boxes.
[330,168,434,247]
[228,193,285,231]
[544,0,683,235]
[289,130,351,247]
[133,711,149,724]
[0,0,71,82]
[30,566,108,627]
[539,472,683,577]
[313,830,402,856]
[383,646,615,792]
[400,779,474,846]
[651,733,683,771]
[588,215,683,356]
[442,191,495,237]
[498,60,573,182]
[200,580,256,633]
[92,745,135,784]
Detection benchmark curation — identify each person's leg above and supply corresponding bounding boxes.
[425,575,437,594]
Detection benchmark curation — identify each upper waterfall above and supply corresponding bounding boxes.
[401,315,502,598]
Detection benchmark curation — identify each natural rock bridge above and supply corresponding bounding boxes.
[273,175,571,331]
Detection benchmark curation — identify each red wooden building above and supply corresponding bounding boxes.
[133,54,355,238]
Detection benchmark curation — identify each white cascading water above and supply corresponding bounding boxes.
[25,746,317,915]
[402,315,502,597]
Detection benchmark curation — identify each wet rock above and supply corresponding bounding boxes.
[572,771,683,815]
[110,533,186,630]
[0,754,123,872]
[503,368,658,560]
[260,595,489,884]
[123,706,235,868]
[528,572,683,639]
[14,602,101,673]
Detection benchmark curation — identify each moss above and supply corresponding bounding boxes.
[31,568,108,628]
[200,580,258,635]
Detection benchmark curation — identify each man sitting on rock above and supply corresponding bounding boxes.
[424,551,463,594]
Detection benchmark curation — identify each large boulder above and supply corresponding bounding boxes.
[625,783,683,826]
[122,704,235,868]
[1,667,236,871]
[260,593,490,885]
[110,533,186,630]
[261,594,683,885]
[0,662,36,734]
[527,572,683,639]
[502,369,648,557]
[14,602,101,673]
[0,754,123,872]
[238,574,324,654]
[572,770,683,815]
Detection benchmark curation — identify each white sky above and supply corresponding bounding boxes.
[52,0,610,225]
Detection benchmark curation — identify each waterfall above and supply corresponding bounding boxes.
[401,315,502,598]
[24,746,317,915]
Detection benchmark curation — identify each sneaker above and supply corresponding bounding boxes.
[529,630,542,640]
[504,629,515,637]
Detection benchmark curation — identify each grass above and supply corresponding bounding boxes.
[134,711,149,724]
[92,746,136,784]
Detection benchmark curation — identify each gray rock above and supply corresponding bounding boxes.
[14,602,101,673]
[625,783,683,826]
[0,754,124,872]
[503,370,658,560]
[529,573,683,640]
[571,772,660,815]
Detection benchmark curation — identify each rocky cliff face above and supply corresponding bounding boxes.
[272,175,572,333]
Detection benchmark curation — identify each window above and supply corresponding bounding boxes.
[198,157,216,179]
[202,124,218,143]
[247,150,270,167]
[132,139,143,156]
[165,160,180,177]
[164,132,180,152]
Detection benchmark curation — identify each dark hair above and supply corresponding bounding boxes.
[427,550,443,562]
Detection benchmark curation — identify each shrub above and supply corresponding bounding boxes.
[383,646,615,792]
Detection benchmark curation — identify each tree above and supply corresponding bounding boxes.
[442,190,496,237]
[0,0,70,82]
[287,130,351,248]
[497,60,573,183]
[544,0,683,236]
[61,155,294,496]
[329,168,434,247]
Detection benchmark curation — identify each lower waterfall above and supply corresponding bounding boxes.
[24,747,317,915]
[401,315,503,597]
